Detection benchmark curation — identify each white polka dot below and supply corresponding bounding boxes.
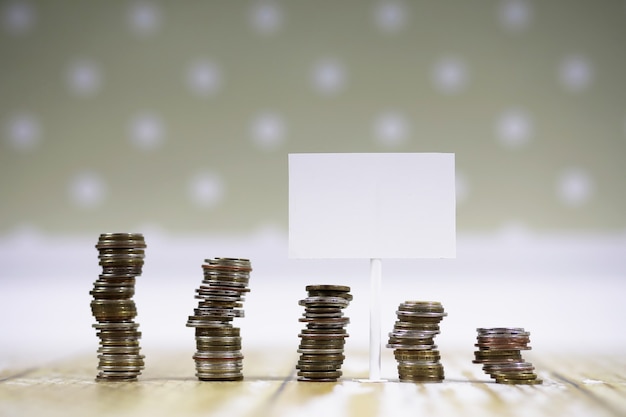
[311,59,346,95]
[189,172,224,208]
[129,113,165,150]
[374,111,409,147]
[495,109,533,148]
[5,113,41,151]
[186,59,222,97]
[249,1,283,34]
[559,55,593,92]
[68,171,106,208]
[2,1,36,35]
[374,1,407,33]
[557,168,593,206]
[455,171,469,203]
[66,59,102,97]
[128,1,161,36]
[497,0,532,32]
[251,112,286,150]
[432,56,468,94]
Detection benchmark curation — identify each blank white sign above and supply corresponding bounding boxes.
[288,153,456,259]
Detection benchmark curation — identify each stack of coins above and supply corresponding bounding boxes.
[90,233,146,381]
[473,327,542,385]
[296,285,352,382]
[387,301,447,382]
[186,258,252,381]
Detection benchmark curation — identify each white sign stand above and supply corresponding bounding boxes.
[369,258,383,381]
[289,153,456,381]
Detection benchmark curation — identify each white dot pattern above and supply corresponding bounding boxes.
[251,112,286,150]
[496,109,533,149]
[128,1,161,36]
[498,0,532,32]
[66,59,102,97]
[189,172,224,208]
[5,113,41,151]
[250,1,283,35]
[186,59,222,97]
[374,1,408,33]
[2,1,36,35]
[312,59,346,95]
[432,56,468,94]
[129,113,165,151]
[374,111,409,147]
[68,171,106,208]
[0,2,624,234]
[557,168,593,206]
[559,55,593,92]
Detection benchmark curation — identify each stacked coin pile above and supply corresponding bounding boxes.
[387,301,447,382]
[186,257,252,381]
[90,233,146,381]
[296,285,352,382]
[472,327,542,385]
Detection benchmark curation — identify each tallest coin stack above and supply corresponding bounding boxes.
[90,233,146,381]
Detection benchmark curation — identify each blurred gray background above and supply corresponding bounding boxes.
[1,1,625,366]
[1,0,625,235]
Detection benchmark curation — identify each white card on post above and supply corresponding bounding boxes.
[288,153,456,259]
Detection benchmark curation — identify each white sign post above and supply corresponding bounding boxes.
[289,153,456,381]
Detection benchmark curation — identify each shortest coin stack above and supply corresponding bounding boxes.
[186,257,252,381]
[473,327,542,385]
[387,301,447,382]
[296,285,352,382]
[91,233,146,381]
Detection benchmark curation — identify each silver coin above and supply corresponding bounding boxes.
[194,351,244,360]
[477,327,528,335]
[390,329,440,338]
[194,308,244,318]
[299,296,350,308]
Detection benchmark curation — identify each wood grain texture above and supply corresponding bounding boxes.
[1,349,624,417]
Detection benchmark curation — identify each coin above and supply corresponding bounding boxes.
[305,285,350,293]
[187,257,252,381]
[495,377,543,385]
[298,353,345,362]
[394,349,441,362]
[91,233,147,381]
[473,328,542,385]
[299,296,350,308]
[400,301,444,312]
[388,301,447,383]
[473,349,523,364]
[297,370,343,380]
[298,340,346,349]
[296,285,352,382]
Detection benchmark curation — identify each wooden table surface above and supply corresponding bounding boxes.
[1,348,624,417]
